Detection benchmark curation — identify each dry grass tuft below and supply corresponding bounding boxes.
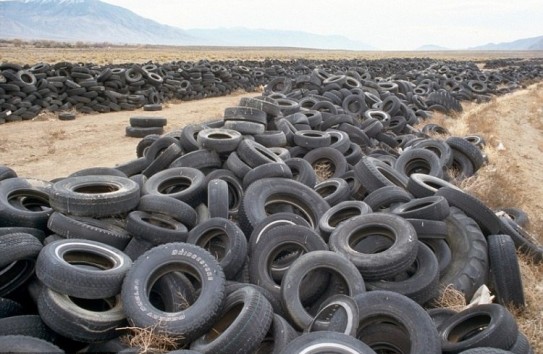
[313,160,334,182]
[431,284,467,311]
[118,323,183,354]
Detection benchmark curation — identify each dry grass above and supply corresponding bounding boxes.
[422,84,543,351]
[314,160,334,182]
[118,324,183,354]
[431,284,467,311]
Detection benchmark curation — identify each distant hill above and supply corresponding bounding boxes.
[185,27,376,51]
[469,35,543,50]
[0,0,375,50]
[415,44,450,51]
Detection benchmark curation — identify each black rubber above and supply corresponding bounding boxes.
[329,213,418,281]
[189,286,274,354]
[36,238,132,299]
[0,335,64,353]
[50,175,140,217]
[280,331,375,354]
[121,242,225,342]
[142,167,206,207]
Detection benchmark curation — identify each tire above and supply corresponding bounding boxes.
[314,178,351,207]
[190,286,273,354]
[255,130,288,148]
[130,116,167,128]
[0,335,64,353]
[122,236,154,261]
[47,212,131,250]
[207,179,229,219]
[363,185,413,211]
[0,233,42,269]
[395,147,444,179]
[329,213,418,281]
[280,331,375,354]
[239,178,329,237]
[125,126,164,138]
[459,349,514,354]
[366,241,440,305]
[440,207,488,300]
[237,139,284,168]
[224,106,267,124]
[0,315,54,341]
[390,195,450,221]
[243,163,293,189]
[239,96,281,117]
[293,130,331,149]
[439,304,518,353]
[136,134,161,158]
[498,207,529,228]
[284,158,317,188]
[225,151,252,179]
[142,167,205,207]
[204,169,243,218]
[354,290,441,353]
[307,294,360,336]
[137,194,198,229]
[0,178,52,230]
[0,226,45,243]
[446,137,485,171]
[499,216,543,263]
[142,143,183,178]
[224,120,266,135]
[407,218,448,239]
[0,297,23,318]
[435,187,500,235]
[427,308,457,329]
[187,218,247,280]
[127,210,189,244]
[281,251,366,330]
[412,139,454,168]
[50,176,140,217]
[37,287,126,343]
[354,156,408,193]
[303,147,348,180]
[68,167,128,178]
[36,239,132,299]
[248,224,328,301]
[197,128,243,153]
[509,332,533,354]
[488,234,525,308]
[318,200,372,241]
[407,173,462,198]
[170,149,222,172]
[121,243,225,342]
[254,314,298,354]
[0,166,17,181]
[143,104,162,112]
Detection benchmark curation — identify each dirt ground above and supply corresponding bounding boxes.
[1,82,543,350]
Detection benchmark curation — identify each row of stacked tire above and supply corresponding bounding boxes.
[1,57,543,124]
[0,62,542,353]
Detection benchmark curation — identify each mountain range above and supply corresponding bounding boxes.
[0,0,541,51]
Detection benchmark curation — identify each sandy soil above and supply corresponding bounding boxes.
[0,92,248,180]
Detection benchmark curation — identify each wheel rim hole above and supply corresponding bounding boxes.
[405,159,431,175]
[70,296,115,312]
[158,177,192,194]
[265,198,314,228]
[74,183,119,194]
[208,133,232,140]
[350,228,395,254]
[63,250,115,270]
[448,314,490,342]
[8,190,51,211]
[199,230,228,261]
[142,216,176,230]
[301,270,347,314]
[269,246,304,285]
[328,207,363,227]
[357,320,411,353]
[402,200,433,212]
[315,184,337,198]
[205,303,243,341]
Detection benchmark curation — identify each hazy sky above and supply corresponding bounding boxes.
[98,0,543,50]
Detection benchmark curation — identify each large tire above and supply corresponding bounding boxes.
[190,286,273,354]
[329,213,418,281]
[0,178,52,229]
[354,291,441,353]
[121,242,225,342]
[36,239,132,299]
[37,287,126,343]
[142,167,206,207]
[281,251,366,330]
[0,335,64,353]
[488,234,525,308]
[239,178,329,237]
[279,331,375,354]
[440,207,488,300]
[50,176,140,217]
[439,304,518,353]
[0,233,42,269]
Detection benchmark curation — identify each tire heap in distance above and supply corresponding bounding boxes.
[1,58,542,124]
[0,59,542,353]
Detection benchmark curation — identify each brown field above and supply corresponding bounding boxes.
[1,43,543,65]
[0,47,542,351]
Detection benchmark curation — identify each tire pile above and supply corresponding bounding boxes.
[0,62,542,353]
[1,58,542,124]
